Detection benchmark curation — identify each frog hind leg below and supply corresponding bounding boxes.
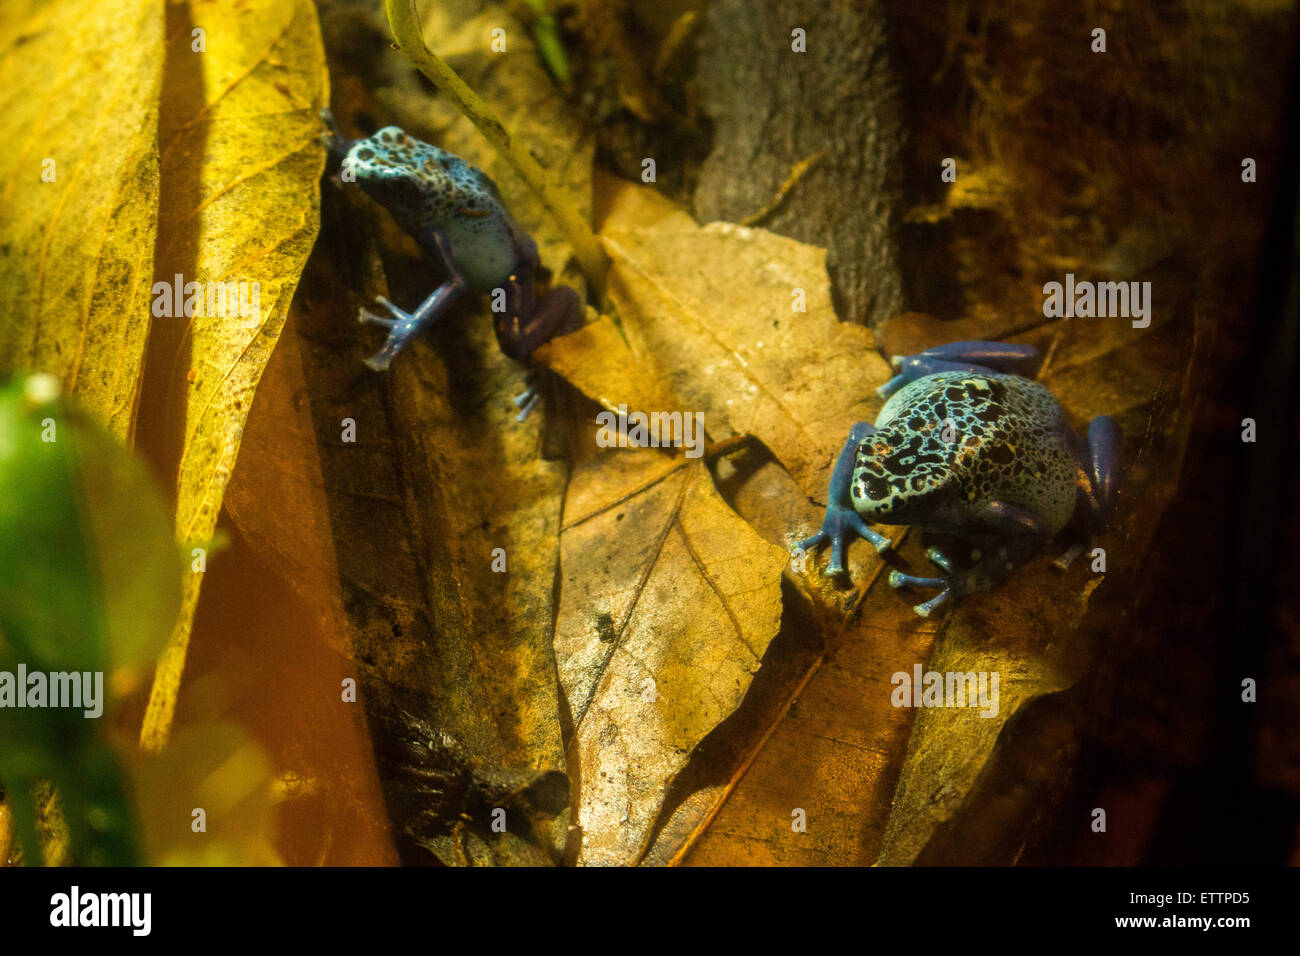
[1081,415,1122,527]
[495,282,582,360]
[889,501,1050,615]
[499,276,583,421]
[878,340,1042,399]
[796,421,894,574]
[361,230,467,372]
[1055,415,1123,567]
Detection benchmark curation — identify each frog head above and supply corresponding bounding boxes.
[341,127,433,221]
[850,425,962,526]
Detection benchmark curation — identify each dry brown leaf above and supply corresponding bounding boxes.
[223,310,348,652]
[555,445,787,865]
[634,448,911,865]
[539,177,892,502]
[0,0,163,437]
[138,0,327,749]
[532,310,682,416]
[671,584,941,866]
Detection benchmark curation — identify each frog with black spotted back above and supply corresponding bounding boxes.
[322,113,580,417]
[797,340,1122,616]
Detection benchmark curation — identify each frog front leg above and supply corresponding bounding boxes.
[889,501,1050,616]
[796,422,894,575]
[360,229,467,372]
[878,340,1041,399]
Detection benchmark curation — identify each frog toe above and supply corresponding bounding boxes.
[888,571,953,615]
[888,571,946,590]
[513,385,542,422]
[375,296,413,321]
[913,590,953,617]
[358,307,397,329]
[1052,541,1087,570]
[924,546,955,573]
[825,536,848,576]
[794,530,828,554]
[848,512,892,552]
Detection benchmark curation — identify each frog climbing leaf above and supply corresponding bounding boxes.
[322,118,582,417]
[554,443,787,866]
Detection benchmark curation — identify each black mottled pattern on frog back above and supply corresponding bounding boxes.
[349,127,502,225]
[345,126,526,291]
[852,371,1077,534]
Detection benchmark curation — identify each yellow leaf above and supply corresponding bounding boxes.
[533,309,681,416]
[0,0,164,437]
[138,0,327,750]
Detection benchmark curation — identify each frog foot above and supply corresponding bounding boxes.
[512,372,541,422]
[888,570,953,617]
[888,547,958,616]
[796,505,892,576]
[358,297,422,371]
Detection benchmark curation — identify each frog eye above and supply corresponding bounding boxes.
[356,148,374,162]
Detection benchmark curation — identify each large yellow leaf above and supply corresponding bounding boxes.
[0,0,164,437]
[138,0,327,749]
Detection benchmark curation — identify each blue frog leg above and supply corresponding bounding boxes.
[796,422,894,574]
[360,229,467,372]
[890,501,1050,616]
[878,340,1042,399]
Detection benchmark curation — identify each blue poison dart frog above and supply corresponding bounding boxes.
[322,111,581,419]
[797,340,1121,616]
